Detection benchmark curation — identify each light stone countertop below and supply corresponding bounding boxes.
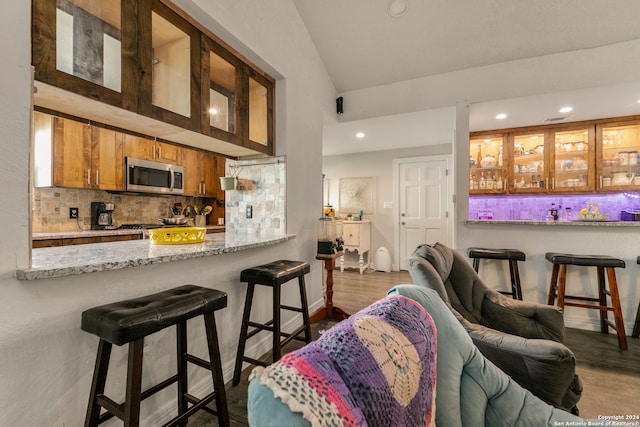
[466,220,640,226]
[18,232,295,281]
[32,225,226,240]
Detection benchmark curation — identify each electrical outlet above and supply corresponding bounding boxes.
[69,207,79,219]
[246,205,253,219]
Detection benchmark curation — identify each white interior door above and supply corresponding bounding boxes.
[395,155,453,270]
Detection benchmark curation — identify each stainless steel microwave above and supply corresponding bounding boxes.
[125,157,184,195]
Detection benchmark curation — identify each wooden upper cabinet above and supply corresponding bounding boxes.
[52,116,91,188]
[182,148,200,196]
[548,125,595,193]
[32,0,138,111]
[137,0,200,131]
[91,126,124,190]
[123,135,182,165]
[32,0,276,156]
[51,116,124,190]
[181,147,220,197]
[202,36,240,145]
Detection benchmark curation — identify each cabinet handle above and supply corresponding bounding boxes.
[152,146,156,160]
[87,168,91,185]
[202,183,206,194]
[552,177,555,190]
[157,146,161,159]
[95,170,99,186]
[599,175,603,189]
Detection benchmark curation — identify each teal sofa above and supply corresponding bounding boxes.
[247,285,583,426]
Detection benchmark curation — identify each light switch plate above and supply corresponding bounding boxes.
[246,205,253,219]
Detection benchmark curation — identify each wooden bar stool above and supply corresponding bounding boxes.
[233,260,312,386]
[81,285,229,427]
[546,253,627,350]
[467,247,526,300]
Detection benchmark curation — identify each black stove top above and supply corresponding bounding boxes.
[118,224,165,230]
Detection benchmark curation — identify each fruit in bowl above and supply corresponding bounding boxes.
[578,204,608,221]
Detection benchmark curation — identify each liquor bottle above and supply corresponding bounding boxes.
[476,144,482,166]
[486,173,494,189]
[496,172,503,190]
[479,172,486,190]
[469,173,475,189]
[497,147,503,167]
[550,203,558,221]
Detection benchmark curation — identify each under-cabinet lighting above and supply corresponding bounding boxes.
[495,113,507,120]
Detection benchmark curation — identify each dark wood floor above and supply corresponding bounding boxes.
[190,269,640,425]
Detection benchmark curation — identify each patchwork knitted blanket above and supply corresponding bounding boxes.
[250,295,437,426]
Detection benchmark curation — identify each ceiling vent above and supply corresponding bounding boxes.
[543,115,574,124]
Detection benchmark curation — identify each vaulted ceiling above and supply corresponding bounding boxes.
[293,1,640,155]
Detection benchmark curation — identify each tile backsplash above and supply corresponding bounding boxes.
[469,193,640,221]
[224,156,286,235]
[32,187,213,232]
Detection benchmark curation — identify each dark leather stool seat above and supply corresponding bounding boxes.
[467,247,526,300]
[233,260,312,385]
[82,285,229,426]
[546,252,627,350]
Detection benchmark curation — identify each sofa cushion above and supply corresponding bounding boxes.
[413,243,454,282]
[248,295,437,427]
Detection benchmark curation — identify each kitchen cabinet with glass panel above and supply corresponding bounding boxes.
[549,126,595,193]
[509,132,548,194]
[204,39,239,142]
[597,120,640,190]
[469,135,506,194]
[33,0,276,157]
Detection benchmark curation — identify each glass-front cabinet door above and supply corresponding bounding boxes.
[597,121,640,190]
[509,132,548,193]
[55,0,122,92]
[33,0,132,107]
[204,38,239,143]
[549,126,594,192]
[469,135,506,194]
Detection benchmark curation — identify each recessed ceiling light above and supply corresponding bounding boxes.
[495,113,507,120]
[559,106,573,113]
[388,0,409,17]
[355,132,365,139]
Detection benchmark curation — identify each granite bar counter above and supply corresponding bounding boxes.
[19,232,295,281]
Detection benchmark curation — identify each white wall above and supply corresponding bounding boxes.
[323,144,452,270]
[0,1,335,425]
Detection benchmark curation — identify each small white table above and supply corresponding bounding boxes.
[339,220,371,274]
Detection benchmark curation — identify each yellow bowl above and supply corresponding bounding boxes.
[148,227,206,245]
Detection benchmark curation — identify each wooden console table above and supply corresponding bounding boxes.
[310,251,350,322]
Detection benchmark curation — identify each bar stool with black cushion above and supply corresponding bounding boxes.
[467,247,526,300]
[546,253,627,350]
[81,285,229,427]
[233,260,312,386]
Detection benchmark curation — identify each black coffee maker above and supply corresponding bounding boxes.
[90,202,115,230]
